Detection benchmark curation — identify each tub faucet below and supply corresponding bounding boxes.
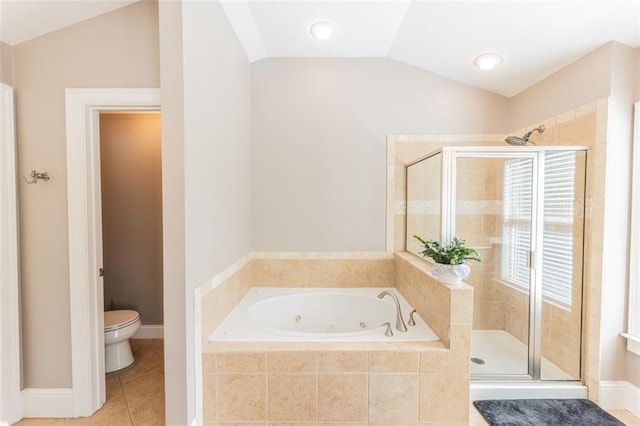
[377,291,408,332]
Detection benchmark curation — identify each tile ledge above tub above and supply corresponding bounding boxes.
[395,251,474,291]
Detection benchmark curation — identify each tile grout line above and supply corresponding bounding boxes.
[118,370,135,425]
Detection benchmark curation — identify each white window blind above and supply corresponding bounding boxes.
[502,152,576,306]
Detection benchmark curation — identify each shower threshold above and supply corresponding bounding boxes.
[470,330,587,400]
[470,381,588,400]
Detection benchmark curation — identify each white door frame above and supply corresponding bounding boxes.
[0,83,22,425]
[65,88,160,416]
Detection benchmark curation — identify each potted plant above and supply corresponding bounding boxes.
[413,236,481,285]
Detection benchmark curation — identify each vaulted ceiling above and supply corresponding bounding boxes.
[2,0,639,97]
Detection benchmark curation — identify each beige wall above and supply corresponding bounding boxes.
[251,58,508,252]
[629,49,640,389]
[0,41,13,86]
[159,0,252,422]
[99,113,163,324]
[13,1,159,388]
[158,0,187,422]
[599,42,637,382]
[507,42,614,131]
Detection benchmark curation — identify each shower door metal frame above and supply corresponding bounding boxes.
[437,146,587,382]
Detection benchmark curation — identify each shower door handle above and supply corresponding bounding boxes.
[527,251,536,269]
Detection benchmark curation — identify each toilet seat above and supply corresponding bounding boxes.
[104,310,140,332]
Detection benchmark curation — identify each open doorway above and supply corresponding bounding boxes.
[65,89,161,418]
[98,112,165,422]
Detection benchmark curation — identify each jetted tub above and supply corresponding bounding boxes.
[209,287,439,342]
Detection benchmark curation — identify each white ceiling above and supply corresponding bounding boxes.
[0,0,138,46]
[1,0,639,97]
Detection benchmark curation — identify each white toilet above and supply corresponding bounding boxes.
[104,310,141,373]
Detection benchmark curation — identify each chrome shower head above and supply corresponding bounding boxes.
[505,125,545,146]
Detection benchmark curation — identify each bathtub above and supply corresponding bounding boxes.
[209,287,439,342]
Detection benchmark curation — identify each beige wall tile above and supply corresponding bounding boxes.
[217,352,266,373]
[449,288,474,325]
[217,374,267,421]
[368,351,420,372]
[304,260,337,286]
[266,352,317,373]
[448,324,471,353]
[203,353,216,374]
[335,260,368,286]
[203,373,217,423]
[318,374,368,422]
[420,350,469,374]
[366,259,395,285]
[318,351,368,372]
[267,374,318,421]
[372,424,419,426]
[368,373,418,423]
[269,423,314,426]
[319,423,367,426]
[419,373,469,423]
[248,258,279,285]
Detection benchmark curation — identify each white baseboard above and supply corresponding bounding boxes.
[133,325,163,339]
[599,381,640,417]
[21,388,73,418]
[628,383,640,418]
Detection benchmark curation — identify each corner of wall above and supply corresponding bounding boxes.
[0,41,14,86]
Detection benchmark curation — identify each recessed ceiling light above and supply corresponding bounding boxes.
[474,53,503,71]
[310,21,335,40]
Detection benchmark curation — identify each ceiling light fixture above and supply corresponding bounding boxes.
[310,21,335,40]
[474,53,503,71]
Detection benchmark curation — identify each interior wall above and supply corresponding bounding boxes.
[0,42,13,86]
[159,0,252,423]
[598,43,637,383]
[99,113,163,325]
[628,48,640,389]
[507,42,614,131]
[158,0,186,422]
[251,58,508,252]
[12,0,159,388]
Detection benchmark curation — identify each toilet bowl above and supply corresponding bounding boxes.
[104,310,141,373]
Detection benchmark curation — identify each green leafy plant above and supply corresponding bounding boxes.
[413,235,481,265]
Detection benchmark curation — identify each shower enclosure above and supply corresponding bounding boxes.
[406,146,587,382]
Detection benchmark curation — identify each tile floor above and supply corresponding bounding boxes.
[16,339,164,426]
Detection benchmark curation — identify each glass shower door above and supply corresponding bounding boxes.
[453,153,538,378]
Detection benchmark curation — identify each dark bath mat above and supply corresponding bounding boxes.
[473,399,624,426]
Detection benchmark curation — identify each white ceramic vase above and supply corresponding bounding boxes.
[431,263,470,285]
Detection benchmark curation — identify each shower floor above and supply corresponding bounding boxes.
[471,330,573,380]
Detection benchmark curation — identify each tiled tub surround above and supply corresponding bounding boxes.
[199,252,473,424]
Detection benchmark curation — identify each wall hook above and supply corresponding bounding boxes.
[22,170,50,184]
